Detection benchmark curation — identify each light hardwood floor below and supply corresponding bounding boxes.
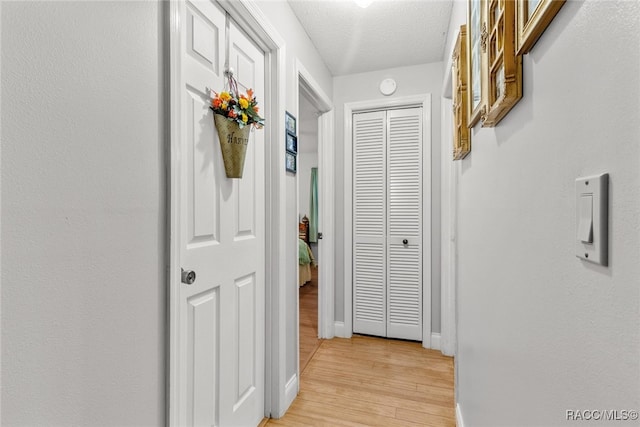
[299,267,322,372]
[266,335,455,426]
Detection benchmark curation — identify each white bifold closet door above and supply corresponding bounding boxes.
[353,107,423,341]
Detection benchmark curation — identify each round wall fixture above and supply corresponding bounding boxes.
[379,78,397,96]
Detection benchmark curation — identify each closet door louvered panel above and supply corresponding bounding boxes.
[352,111,386,337]
[386,108,422,341]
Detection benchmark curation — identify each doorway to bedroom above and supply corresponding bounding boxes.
[297,90,322,372]
[294,61,334,383]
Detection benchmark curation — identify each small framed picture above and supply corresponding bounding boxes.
[285,151,297,173]
[285,111,297,135]
[286,133,298,154]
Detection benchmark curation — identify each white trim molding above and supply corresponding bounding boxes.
[440,61,457,357]
[317,111,335,339]
[343,94,432,349]
[284,374,298,411]
[294,59,334,342]
[430,333,441,351]
[333,321,347,338]
[456,403,465,427]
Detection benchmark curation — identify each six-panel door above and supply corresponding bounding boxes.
[178,1,265,425]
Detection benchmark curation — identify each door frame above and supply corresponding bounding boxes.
[440,63,457,357]
[167,0,288,423]
[294,59,334,342]
[342,94,433,349]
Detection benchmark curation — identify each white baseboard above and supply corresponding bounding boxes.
[456,403,465,427]
[334,321,349,338]
[431,333,441,351]
[284,374,298,412]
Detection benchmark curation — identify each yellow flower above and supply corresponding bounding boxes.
[242,113,248,123]
[239,98,249,109]
[221,102,228,110]
[220,92,231,101]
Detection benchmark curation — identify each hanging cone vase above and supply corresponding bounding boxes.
[213,114,251,178]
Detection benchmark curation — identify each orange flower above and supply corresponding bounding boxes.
[228,109,237,118]
[253,106,259,114]
[212,98,222,108]
[246,88,254,99]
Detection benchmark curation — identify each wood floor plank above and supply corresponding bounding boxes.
[395,407,456,427]
[297,389,397,418]
[266,335,455,426]
[298,267,322,373]
[287,398,424,427]
[299,379,454,418]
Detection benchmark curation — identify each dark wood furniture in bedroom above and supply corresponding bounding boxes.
[299,215,310,244]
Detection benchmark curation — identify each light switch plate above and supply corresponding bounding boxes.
[575,173,608,266]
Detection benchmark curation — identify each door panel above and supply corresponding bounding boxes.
[234,274,256,409]
[386,242,421,340]
[179,2,226,426]
[230,23,259,241]
[187,289,219,427]
[353,241,386,335]
[387,108,422,341]
[178,2,265,426]
[352,111,387,337]
[218,17,266,427]
[186,87,219,242]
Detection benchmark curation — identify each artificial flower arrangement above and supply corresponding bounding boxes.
[209,74,264,178]
[210,77,264,129]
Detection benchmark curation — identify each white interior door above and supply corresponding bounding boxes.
[386,108,423,341]
[352,111,387,337]
[352,108,423,341]
[177,1,265,426]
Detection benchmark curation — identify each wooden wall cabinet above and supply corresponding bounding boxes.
[452,25,471,160]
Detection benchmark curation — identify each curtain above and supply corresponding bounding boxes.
[309,167,318,243]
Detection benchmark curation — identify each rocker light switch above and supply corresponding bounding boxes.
[577,195,593,243]
[575,173,608,266]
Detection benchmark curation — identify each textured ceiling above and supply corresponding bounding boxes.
[288,0,453,76]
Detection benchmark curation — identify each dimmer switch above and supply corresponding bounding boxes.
[575,173,608,266]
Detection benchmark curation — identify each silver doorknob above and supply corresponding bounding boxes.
[181,268,196,285]
[402,239,408,245]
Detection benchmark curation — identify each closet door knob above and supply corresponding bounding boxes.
[402,239,408,245]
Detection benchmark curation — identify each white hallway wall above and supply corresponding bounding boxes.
[333,62,444,334]
[1,1,165,425]
[253,0,333,395]
[1,0,333,424]
[445,0,640,425]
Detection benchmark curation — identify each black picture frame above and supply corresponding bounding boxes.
[285,151,297,173]
[286,132,298,154]
[285,111,297,135]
